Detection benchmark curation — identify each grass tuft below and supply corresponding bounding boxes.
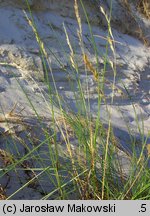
[0,0,150,200]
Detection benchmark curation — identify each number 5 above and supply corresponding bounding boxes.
[141,204,146,212]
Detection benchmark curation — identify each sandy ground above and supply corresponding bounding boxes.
[0,1,150,199]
